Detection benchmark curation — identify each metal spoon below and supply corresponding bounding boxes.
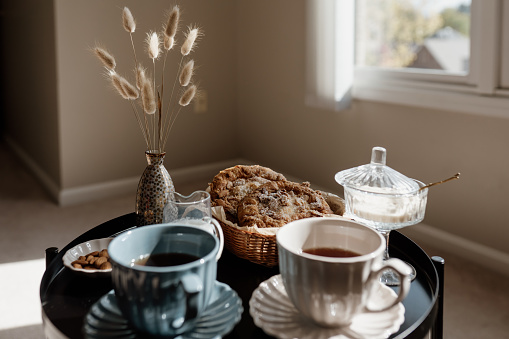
[420,173,460,191]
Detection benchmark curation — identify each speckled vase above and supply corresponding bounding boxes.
[135,151,175,226]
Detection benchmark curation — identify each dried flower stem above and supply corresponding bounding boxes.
[129,101,150,148]
[163,106,183,149]
[152,60,157,149]
[162,56,185,144]
[158,49,177,148]
[158,93,162,150]
[159,51,169,147]
[130,34,139,70]
[162,85,197,148]
[144,113,152,151]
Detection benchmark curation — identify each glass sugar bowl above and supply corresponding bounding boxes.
[335,146,429,285]
[335,146,428,230]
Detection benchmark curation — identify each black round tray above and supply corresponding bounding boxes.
[40,213,442,339]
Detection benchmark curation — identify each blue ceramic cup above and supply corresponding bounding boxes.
[108,224,219,337]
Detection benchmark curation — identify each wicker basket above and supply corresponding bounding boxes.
[214,191,345,267]
[217,218,279,267]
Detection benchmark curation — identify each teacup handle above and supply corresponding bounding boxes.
[203,217,224,261]
[172,273,203,329]
[365,258,412,313]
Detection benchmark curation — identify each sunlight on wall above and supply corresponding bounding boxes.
[0,259,45,330]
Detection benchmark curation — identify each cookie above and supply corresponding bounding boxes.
[237,180,334,228]
[208,165,287,222]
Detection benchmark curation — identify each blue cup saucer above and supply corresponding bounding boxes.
[83,280,243,338]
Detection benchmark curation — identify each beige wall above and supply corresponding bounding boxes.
[2,1,508,259]
[236,0,509,257]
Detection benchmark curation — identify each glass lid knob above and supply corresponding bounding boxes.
[371,147,386,166]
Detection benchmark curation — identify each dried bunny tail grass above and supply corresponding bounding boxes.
[110,72,138,100]
[122,7,136,33]
[135,65,147,90]
[110,72,128,99]
[94,46,116,71]
[119,77,139,100]
[179,84,197,106]
[164,6,180,38]
[146,31,160,59]
[181,26,202,56]
[141,78,157,114]
[163,35,175,50]
[179,59,194,86]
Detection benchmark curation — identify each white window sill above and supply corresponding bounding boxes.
[352,80,509,120]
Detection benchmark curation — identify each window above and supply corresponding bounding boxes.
[356,0,471,75]
[306,0,509,118]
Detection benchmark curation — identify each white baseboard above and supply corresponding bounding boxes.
[401,223,509,278]
[59,158,249,206]
[3,136,61,202]
[59,176,139,206]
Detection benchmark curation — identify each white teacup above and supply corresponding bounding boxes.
[277,217,412,327]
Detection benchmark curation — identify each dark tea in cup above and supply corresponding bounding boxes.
[303,247,361,258]
[135,253,200,267]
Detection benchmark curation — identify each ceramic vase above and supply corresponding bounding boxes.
[135,151,175,226]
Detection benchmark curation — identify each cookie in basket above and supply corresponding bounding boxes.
[237,180,334,228]
[208,165,287,222]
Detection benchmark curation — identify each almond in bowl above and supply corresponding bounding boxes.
[62,238,114,277]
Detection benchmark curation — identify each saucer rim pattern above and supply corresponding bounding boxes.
[249,274,405,339]
[84,280,243,339]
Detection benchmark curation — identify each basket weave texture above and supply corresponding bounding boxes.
[216,218,279,267]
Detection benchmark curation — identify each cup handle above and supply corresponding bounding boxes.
[172,273,203,329]
[365,258,412,313]
[203,217,224,261]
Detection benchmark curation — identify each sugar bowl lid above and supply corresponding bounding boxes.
[335,146,419,194]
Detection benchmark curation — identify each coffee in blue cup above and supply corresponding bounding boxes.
[108,224,220,337]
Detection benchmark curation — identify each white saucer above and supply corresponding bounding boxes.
[84,281,243,338]
[249,274,405,339]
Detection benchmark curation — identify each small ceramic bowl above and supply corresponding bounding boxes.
[62,237,114,277]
